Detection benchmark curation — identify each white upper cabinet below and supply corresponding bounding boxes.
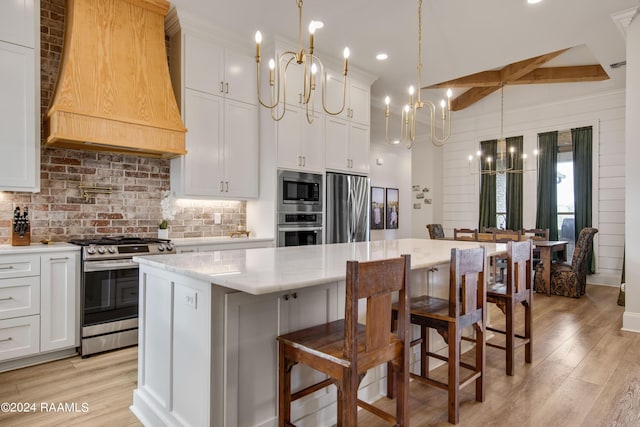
[169,22,259,199]
[324,71,370,126]
[184,32,255,105]
[0,0,39,192]
[0,0,36,48]
[325,116,370,175]
[277,105,325,173]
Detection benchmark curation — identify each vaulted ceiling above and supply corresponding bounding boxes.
[168,0,638,117]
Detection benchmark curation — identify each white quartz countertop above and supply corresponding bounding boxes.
[0,242,80,255]
[134,238,506,295]
[170,236,274,247]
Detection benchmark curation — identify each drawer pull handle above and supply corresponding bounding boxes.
[0,266,14,270]
[0,297,13,301]
[50,257,69,261]
[0,337,12,343]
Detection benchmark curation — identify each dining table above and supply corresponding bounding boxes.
[439,234,568,296]
[532,240,569,296]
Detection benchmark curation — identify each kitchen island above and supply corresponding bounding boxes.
[130,238,504,427]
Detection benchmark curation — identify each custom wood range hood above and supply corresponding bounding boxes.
[45,0,186,159]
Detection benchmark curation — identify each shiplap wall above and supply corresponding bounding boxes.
[434,89,626,285]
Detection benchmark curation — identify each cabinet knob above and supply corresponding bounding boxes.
[225,181,229,192]
[0,296,13,301]
[0,266,14,270]
[219,81,224,93]
[292,292,297,299]
[0,337,12,343]
[283,294,289,301]
[225,82,229,94]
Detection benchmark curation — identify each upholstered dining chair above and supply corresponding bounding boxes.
[534,227,599,297]
[390,247,487,424]
[453,228,478,241]
[278,255,411,426]
[486,240,533,376]
[427,223,445,239]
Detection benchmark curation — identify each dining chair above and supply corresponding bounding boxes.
[277,255,411,426]
[427,223,445,239]
[534,227,598,297]
[522,228,549,241]
[491,229,521,283]
[492,229,522,243]
[486,240,533,376]
[453,228,478,241]
[390,247,486,424]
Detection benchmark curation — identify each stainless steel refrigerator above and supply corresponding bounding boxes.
[326,172,370,243]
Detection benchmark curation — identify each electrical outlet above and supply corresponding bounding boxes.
[214,213,222,224]
[184,290,197,309]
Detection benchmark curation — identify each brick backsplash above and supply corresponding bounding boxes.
[0,0,246,244]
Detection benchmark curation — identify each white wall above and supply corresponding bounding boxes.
[368,139,412,241]
[410,137,444,238]
[624,14,640,332]
[436,89,626,286]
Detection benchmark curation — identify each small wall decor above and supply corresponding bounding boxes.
[412,185,421,191]
[425,198,432,204]
[386,187,399,229]
[416,192,424,199]
[370,186,385,230]
[413,203,422,209]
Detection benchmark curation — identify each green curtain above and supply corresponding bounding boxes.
[506,136,524,230]
[536,131,558,240]
[479,139,497,230]
[572,126,594,273]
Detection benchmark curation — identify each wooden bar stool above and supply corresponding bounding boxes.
[277,255,411,427]
[390,247,487,424]
[486,240,533,376]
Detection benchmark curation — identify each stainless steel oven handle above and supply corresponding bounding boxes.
[83,259,139,272]
[277,227,323,232]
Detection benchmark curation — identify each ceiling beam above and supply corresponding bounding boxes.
[508,65,609,85]
[450,86,501,112]
[425,48,609,110]
[499,48,569,82]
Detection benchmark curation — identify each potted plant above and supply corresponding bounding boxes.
[159,191,176,240]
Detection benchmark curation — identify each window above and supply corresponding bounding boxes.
[478,136,524,231]
[557,130,575,258]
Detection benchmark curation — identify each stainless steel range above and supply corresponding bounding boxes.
[69,236,175,356]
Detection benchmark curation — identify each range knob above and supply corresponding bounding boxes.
[86,245,96,255]
[97,246,106,254]
[166,243,174,252]
[108,246,116,254]
[157,244,165,251]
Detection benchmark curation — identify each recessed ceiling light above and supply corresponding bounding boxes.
[528,0,542,4]
[376,53,388,61]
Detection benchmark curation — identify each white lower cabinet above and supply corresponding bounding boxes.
[0,250,79,366]
[0,316,39,361]
[224,282,340,426]
[40,252,78,352]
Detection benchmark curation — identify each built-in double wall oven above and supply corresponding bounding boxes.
[277,170,323,247]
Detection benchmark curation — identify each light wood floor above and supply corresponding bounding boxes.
[0,285,638,426]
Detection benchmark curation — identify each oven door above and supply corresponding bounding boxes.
[278,227,323,247]
[82,259,139,327]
